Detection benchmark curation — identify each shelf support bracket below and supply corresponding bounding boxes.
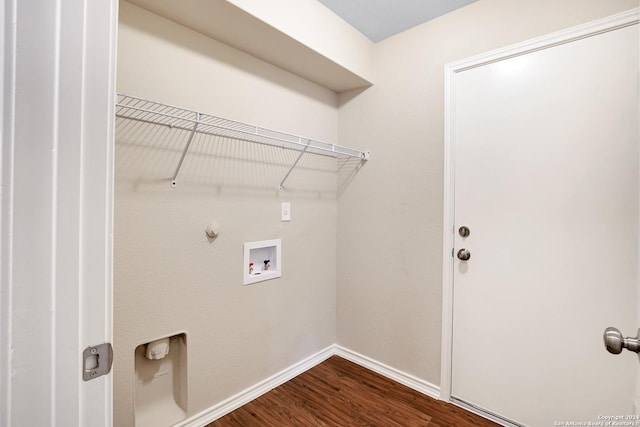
[171,112,200,187]
[279,139,311,191]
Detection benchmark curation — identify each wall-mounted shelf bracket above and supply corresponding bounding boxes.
[279,139,311,191]
[171,113,200,187]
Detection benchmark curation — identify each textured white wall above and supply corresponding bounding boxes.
[336,0,638,386]
[115,3,339,425]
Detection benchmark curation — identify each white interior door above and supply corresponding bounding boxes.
[449,16,639,426]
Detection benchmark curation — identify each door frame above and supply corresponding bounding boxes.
[440,6,640,416]
[0,0,118,425]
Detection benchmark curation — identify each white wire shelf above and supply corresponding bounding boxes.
[116,94,370,190]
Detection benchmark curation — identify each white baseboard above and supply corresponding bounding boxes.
[333,345,440,400]
[450,398,520,427]
[177,345,335,427]
[177,344,440,426]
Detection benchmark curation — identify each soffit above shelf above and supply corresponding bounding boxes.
[124,0,374,93]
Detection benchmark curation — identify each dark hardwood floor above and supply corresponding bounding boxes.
[207,356,499,426]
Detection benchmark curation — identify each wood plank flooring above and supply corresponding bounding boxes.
[207,356,499,426]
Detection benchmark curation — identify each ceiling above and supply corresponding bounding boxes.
[318,0,478,43]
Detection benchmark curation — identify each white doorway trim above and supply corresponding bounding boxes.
[440,6,640,407]
[0,0,118,425]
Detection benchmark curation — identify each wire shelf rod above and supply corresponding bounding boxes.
[115,113,351,161]
[116,94,369,160]
[117,104,361,158]
[116,93,371,189]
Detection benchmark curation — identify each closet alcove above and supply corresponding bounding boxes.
[114,2,369,425]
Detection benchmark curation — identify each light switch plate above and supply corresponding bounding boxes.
[281,202,291,221]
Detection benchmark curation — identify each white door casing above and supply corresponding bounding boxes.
[442,9,640,426]
[0,1,117,426]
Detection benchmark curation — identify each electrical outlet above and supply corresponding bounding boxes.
[281,202,291,221]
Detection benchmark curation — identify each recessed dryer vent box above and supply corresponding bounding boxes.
[243,239,281,285]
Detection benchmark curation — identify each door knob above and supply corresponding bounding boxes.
[603,327,640,354]
[457,248,471,261]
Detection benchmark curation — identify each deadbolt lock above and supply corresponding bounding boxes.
[458,226,470,238]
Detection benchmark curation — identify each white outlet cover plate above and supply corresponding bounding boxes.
[281,202,291,221]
